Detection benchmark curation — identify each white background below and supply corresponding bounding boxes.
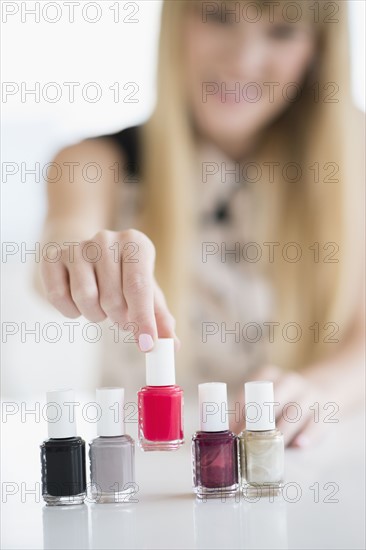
[1,5,365,549]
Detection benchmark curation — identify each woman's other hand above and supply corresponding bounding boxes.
[230,365,332,448]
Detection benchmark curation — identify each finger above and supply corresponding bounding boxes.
[122,231,157,351]
[277,393,313,446]
[67,247,106,323]
[273,372,309,422]
[154,284,181,350]
[289,418,323,449]
[247,364,283,383]
[41,257,81,318]
[230,394,244,434]
[94,235,128,326]
[230,386,245,434]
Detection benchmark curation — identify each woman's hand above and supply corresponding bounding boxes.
[231,365,332,448]
[40,229,180,352]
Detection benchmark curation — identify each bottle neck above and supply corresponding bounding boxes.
[99,434,124,438]
[201,429,229,433]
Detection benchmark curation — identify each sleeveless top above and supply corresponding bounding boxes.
[93,126,274,394]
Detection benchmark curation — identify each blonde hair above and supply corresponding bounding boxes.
[141,0,364,371]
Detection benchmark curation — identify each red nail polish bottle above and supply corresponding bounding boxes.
[138,338,184,451]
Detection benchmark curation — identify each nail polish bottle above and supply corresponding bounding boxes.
[40,389,86,505]
[138,338,184,451]
[89,387,135,503]
[192,383,239,498]
[239,381,284,492]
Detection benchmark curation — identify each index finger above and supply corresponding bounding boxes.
[121,231,158,352]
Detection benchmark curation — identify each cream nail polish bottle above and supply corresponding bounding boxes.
[239,381,284,492]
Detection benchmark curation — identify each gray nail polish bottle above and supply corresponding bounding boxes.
[90,387,135,503]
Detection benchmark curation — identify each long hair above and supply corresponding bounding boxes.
[141,0,364,372]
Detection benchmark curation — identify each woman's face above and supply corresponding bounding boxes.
[182,1,317,157]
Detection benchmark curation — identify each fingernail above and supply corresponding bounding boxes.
[174,337,181,351]
[138,333,154,352]
[293,434,310,448]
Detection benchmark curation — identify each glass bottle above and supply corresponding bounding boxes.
[41,389,86,505]
[239,381,284,493]
[138,339,184,451]
[192,382,238,498]
[89,387,135,503]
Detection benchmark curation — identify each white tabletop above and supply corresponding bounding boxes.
[1,394,365,550]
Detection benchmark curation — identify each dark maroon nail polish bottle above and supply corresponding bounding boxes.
[192,383,238,498]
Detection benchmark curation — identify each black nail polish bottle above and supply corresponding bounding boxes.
[40,389,86,506]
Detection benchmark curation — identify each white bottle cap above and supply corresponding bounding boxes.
[145,338,175,386]
[45,389,77,439]
[245,381,277,431]
[198,382,229,432]
[96,387,125,437]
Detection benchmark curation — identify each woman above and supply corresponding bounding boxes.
[39,1,364,447]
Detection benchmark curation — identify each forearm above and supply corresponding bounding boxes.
[34,138,123,299]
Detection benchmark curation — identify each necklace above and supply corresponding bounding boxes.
[205,179,247,225]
